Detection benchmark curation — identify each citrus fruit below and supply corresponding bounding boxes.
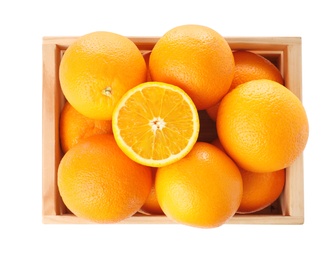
[155,142,243,228]
[237,168,285,214]
[112,81,200,167]
[211,138,285,214]
[59,31,147,120]
[149,24,234,110]
[139,168,164,215]
[230,50,284,90]
[206,50,284,121]
[216,79,309,173]
[57,134,153,223]
[142,51,152,81]
[59,101,113,153]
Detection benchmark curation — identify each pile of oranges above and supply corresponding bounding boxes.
[57,24,309,229]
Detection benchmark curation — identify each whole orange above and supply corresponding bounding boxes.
[230,50,284,90]
[59,31,147,120]
[206,50,284,121]
[155,142,243,228]
[139,168,164,215]
[211,138,286,214]
[237,168,285,214]
[216,79,309,173]
[149,24,234,110]
[59,101,112,153]
[57,134,153,223]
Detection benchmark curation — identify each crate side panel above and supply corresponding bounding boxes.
[279,38,304,220]
[42,42,66,216]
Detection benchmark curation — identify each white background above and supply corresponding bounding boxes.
[1,0,332,259]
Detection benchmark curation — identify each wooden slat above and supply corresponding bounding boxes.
[279,38,304,221]
[42,42,66,216]
[43,213,303,225]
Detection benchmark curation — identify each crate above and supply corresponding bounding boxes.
[42,36,303,224]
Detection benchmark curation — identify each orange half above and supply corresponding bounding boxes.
[112,82,200,167]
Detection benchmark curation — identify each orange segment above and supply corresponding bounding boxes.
[112,81,200,167]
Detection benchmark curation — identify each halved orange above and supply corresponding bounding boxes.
[112,81,200,167]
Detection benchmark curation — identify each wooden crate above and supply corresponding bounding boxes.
[42,36,303,224]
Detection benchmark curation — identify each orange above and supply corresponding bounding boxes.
[211,138,285,214]
[237,168,285,214]
[206,50,284,121]
[149,24,234,110]
[216,79,309,173]
[59,31,147,120]
[57,134,153,223]
[112,81,200,167]
[142,51,152,81]
[139,168,164,215]
[230,50,284,90]
[155,142,243,228]
[59,101,113,153]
